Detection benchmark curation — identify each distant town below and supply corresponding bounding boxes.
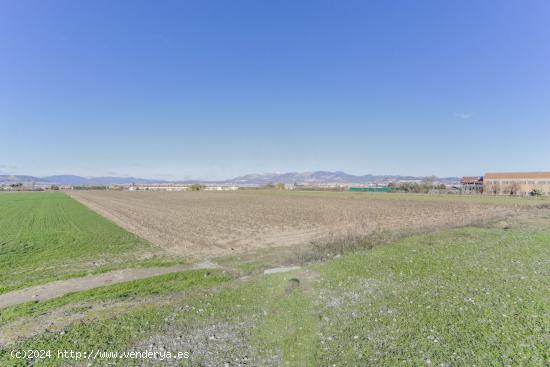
[2,171,549,196]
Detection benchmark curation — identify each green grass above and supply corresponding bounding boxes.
[0,270,317,366]
[314,223,550,366]
[1,204,548,366]
[0,269,229,326]
[252,276,320,365]
[215,256,270,275]
[0,192,176,293]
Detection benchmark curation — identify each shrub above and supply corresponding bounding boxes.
[190,184,205,191]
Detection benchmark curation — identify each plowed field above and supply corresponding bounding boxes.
[69,190,514,257]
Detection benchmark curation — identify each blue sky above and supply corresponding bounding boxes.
[1,0,549,180]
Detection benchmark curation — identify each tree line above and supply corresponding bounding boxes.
[387,176,446,193]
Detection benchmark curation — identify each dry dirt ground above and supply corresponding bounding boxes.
[69,190,515,258]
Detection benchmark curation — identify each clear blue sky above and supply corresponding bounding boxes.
[1,0,549,180]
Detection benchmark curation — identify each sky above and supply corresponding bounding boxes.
[1,0,549,180]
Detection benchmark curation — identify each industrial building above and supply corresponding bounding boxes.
[484,172,550,196]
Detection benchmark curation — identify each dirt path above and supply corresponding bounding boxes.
[0,261,218,309]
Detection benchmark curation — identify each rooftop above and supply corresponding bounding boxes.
[484,172,550,179]
[460,176,483,184]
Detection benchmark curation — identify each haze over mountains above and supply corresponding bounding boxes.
[0,175,167,185]
[0,171,460,186]
[229,171,459,185]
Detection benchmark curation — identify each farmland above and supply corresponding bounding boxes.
[0,200,548,366]
[68,190,521,258]
[1,191,548,366]
[0,193,175,293]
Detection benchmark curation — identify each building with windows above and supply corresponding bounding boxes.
[484,172,550,196]
[460,176,483,194]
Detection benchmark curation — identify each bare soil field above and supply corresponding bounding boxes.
[69,190,516,258]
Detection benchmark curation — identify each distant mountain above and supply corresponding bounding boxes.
[0,174,169,186]
[1,171,460,186]
[42,175,170,186]
[0,175,49,184]
[229,171,360,184]
[226,171,460,185]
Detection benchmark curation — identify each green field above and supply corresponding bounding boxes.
[0,192,175,293]
[1,206,548,366]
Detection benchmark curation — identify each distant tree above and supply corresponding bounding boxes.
[398,182,417,193]
[275,182,285,190]
[421,176,436,186]
[487,182,500,195]
[509,182,520,196]
[9,183,23,191]
[419,176,437,193]
[264,182,275,189]
[190,184,205,191]
[50,185,60,191]
[530,188,543,197]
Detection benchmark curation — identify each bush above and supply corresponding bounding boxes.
[190,184,205,191]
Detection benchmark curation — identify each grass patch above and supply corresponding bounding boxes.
[237,260,268,275]
[217,257,269,275]
[0,269,318,366]
[1,305,174,366]
[252,276,320,365]
[315,223,550,366]
[0,192,175,293]
[0,269,229,326]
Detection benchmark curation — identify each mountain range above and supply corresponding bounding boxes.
[229,171,459,185]
[0,171,460,186]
